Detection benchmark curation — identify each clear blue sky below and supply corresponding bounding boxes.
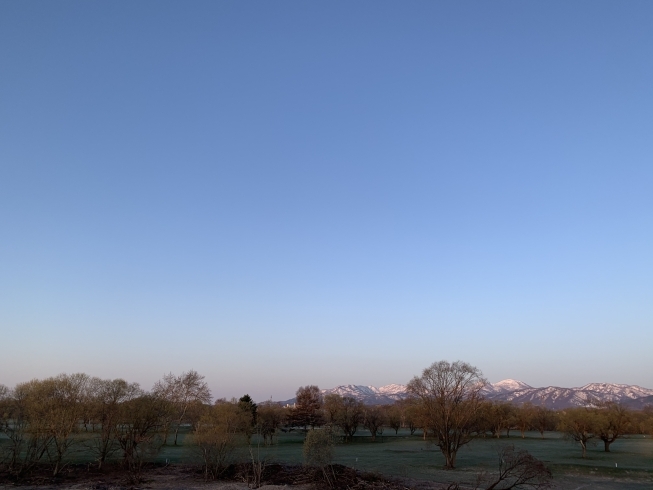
[1,1,652,401]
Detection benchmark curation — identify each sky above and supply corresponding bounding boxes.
[1,1,652,402]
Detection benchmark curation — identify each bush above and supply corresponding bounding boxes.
[303,429,335,468]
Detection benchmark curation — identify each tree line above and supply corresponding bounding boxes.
[1,362,652,480]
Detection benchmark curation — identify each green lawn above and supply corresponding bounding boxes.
[3,429,652,488]
[155,428,653,488]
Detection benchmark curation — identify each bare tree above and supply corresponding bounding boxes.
[194,401,246,480]
[0,381,51,476]
[41,373,90,476]
[325,395,363,442]
[323,393,341,426]
[293,385,324,430]
[479,445,552,489]
[86,378,141,468]
[114,394,167,482]
[515,403,535,439]
[532,407,556,439]
[257,401,285,445]
[172,370,212,444]
[387,404,402,435]
[363,405,386,441]
[636,406,653,436]
[0,374,90,477]
[0,384,38,476]
[407,360,487,469]
[402,399,420,435]
[481,402,517,439]
[153,370,212,446]
[558,407,597,458]
[152,372,178,444]
[592,403,630,452]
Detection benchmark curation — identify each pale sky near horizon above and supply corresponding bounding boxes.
[1,1,652,402]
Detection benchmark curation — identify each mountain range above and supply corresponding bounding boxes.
[284,379,653,409]
[321,384,409,405]
[481,379,653,409]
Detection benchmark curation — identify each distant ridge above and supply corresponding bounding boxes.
[283,384,409,406]
[281,380,653,409]
[483,382,653,409]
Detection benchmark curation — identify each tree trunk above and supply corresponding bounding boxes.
[580,440,587,458]
[443,449,456,469]
[604,440,612,452]
[162,424,170,446]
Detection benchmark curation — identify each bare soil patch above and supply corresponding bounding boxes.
[0,464,451,490]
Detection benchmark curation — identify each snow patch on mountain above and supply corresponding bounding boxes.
[484,382,653,409]
[377,384,408,395]
[483,379,533,394]
[321,384,408,402]
[576,383,653,399]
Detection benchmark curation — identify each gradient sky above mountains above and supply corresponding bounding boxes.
[1,1,652,401]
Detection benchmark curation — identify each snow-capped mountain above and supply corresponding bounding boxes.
[374,384,408,395]
[322,385,378,397]
[484,382,653,409]
[577,383,653,400]
[283,384,409,406]
[485,386,611,409]
[482,379,533,395]
[282,380,653,409]
[321,384,409,405]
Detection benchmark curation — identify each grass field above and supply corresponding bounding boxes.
[3,429,652,488]
[151,428,653,489]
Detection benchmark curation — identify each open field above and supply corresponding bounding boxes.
[226,430,653,489]
[3,429,652,488]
